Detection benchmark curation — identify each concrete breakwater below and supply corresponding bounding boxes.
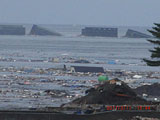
[0,111,160,120]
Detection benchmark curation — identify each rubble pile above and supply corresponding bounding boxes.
[134,83,160,97]
[71,78,149,105]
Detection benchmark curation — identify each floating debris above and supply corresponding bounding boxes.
[44,90,70,98]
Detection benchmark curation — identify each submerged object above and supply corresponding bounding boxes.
[71,66,104,73]
[74,59,90,63]
[29,25,62,36]
[124,29,152,38]
[0,25,25,35]
[81,27,118,37]
[44,89,70,98]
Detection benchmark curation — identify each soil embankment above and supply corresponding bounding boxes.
[0,111,160,120]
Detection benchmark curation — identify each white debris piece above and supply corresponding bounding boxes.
[154,98,158,101]
[142,93,148,97]
[116,81,122,86]
[133,75,142,79]
[123,78,136,84]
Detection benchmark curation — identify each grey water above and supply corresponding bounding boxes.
[0,25,159,109]
[0,32,157,71]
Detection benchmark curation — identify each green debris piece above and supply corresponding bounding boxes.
[98,75,109,82]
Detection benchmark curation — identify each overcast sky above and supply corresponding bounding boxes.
[0,0,160,26]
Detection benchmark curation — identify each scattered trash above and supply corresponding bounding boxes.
[0,58,159,109]
[108,60,116,65]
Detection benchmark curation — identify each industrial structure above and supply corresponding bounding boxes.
[0,25,25,35]
[124,29,152,38]
[81,27,118,37]
[29,25,61,36]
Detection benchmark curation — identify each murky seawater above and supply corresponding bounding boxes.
[0,25,159,109]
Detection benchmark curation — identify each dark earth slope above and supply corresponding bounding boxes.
[134,83,160,97]
[72,78,150,105]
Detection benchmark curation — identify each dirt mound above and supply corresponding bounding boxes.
[72,78,149,105]
[134,83,160,97]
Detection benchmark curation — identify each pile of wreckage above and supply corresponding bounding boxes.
[65,78,156,106]
[60,78,160,114]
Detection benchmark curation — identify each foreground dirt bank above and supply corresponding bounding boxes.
[0,111,160,120]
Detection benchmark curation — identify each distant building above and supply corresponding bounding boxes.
[81,27,118,37]
[0,25,25,35]
[29,25,61,36]
[124,29,152,38]
[71,66,104,73]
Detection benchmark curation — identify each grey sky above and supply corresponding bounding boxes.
[0,0,160,26]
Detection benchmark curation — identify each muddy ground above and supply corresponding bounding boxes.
[0,111,160,120]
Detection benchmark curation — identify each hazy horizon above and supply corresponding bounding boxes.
[0,0,160,27]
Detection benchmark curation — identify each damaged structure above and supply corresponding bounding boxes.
[124,29,152,38]
[81,27,118,37]
[29,25,62,36]
[70,66,104,73]
[0,25,25,35]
